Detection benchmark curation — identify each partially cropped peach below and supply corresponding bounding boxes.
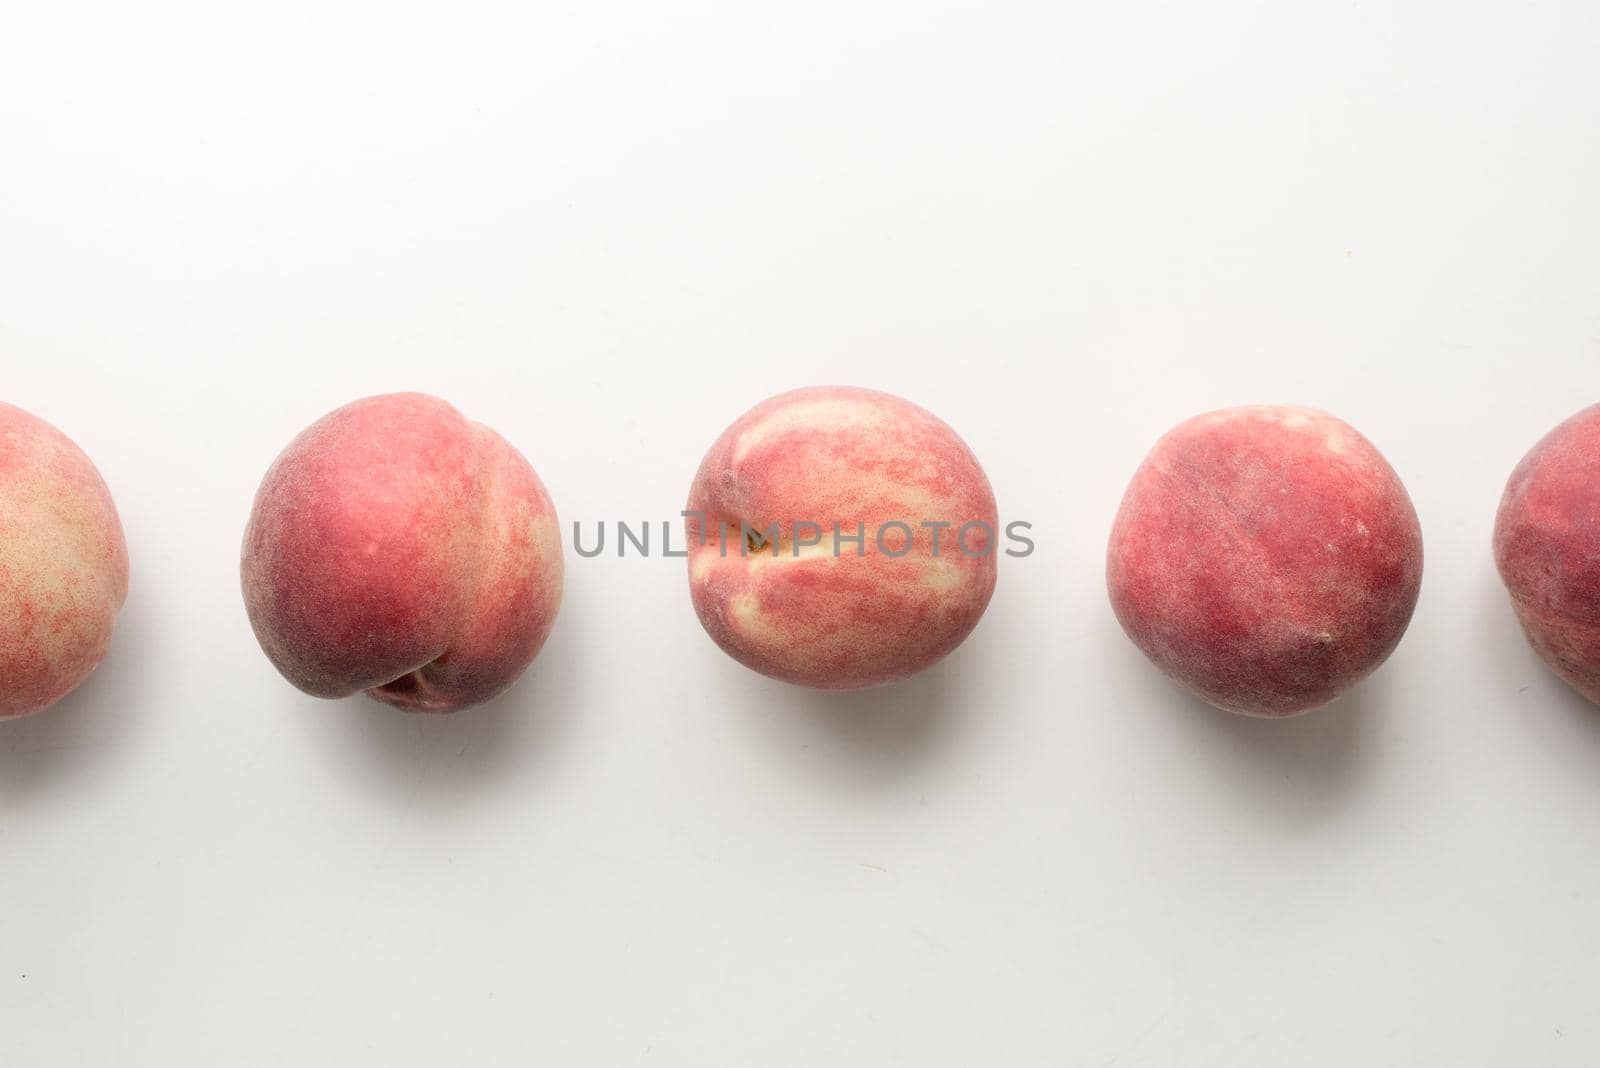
[1494,404,1600,704]
[0,403,129,719]
[241,393,562,712]
[685,386,998,689]
[1107,405,1423,717]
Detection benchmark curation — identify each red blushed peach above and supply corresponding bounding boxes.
[1494,404,1600,705]
[0,403,129,719]
[241,393,562,713]
[1107,405,1423,717]
[685,386,998,689]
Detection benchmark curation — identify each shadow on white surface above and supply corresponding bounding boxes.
[723,629,998,793]
[1178,676,1384,803]
[1475,569,1600,759]
[1101,620,1387,826]
[291,600,586,806]
[0,589,154,802]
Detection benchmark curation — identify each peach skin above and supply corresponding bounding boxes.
[1107,405,1423,717]
[0,402,129,719]
[1494,403,1600,705]
[241,393,562,712]
[685,386,998,689]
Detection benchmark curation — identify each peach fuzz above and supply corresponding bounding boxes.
[241,393,562,713]
[1107,405,1423,717]
[1494,404,1600,705]
[0,402,129,719]
[685,385,998,689]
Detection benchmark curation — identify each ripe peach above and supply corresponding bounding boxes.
[685,386,998,689]
[1494,404,1600,704]
[1107,406,1423,717]
[0,403,129,719]
[241,393,562,712]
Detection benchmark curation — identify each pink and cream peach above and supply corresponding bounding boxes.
[0,402,129,719]
[685,386,998,689]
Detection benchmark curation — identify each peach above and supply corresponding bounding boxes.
[241,393,562,712]
[685,386,998,689]
[1494,404,1600,704]
[1107,405,1423,717]
[0,403,129,719]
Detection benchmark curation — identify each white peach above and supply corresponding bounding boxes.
[685,386,998,689]
[0,403,129,719]
[241,393,562,712]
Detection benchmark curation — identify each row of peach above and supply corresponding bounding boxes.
[0,388,1593,721]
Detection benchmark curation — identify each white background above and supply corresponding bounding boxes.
[2,2,1598,1064]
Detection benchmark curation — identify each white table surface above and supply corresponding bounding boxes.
[3,2,1599,1064]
